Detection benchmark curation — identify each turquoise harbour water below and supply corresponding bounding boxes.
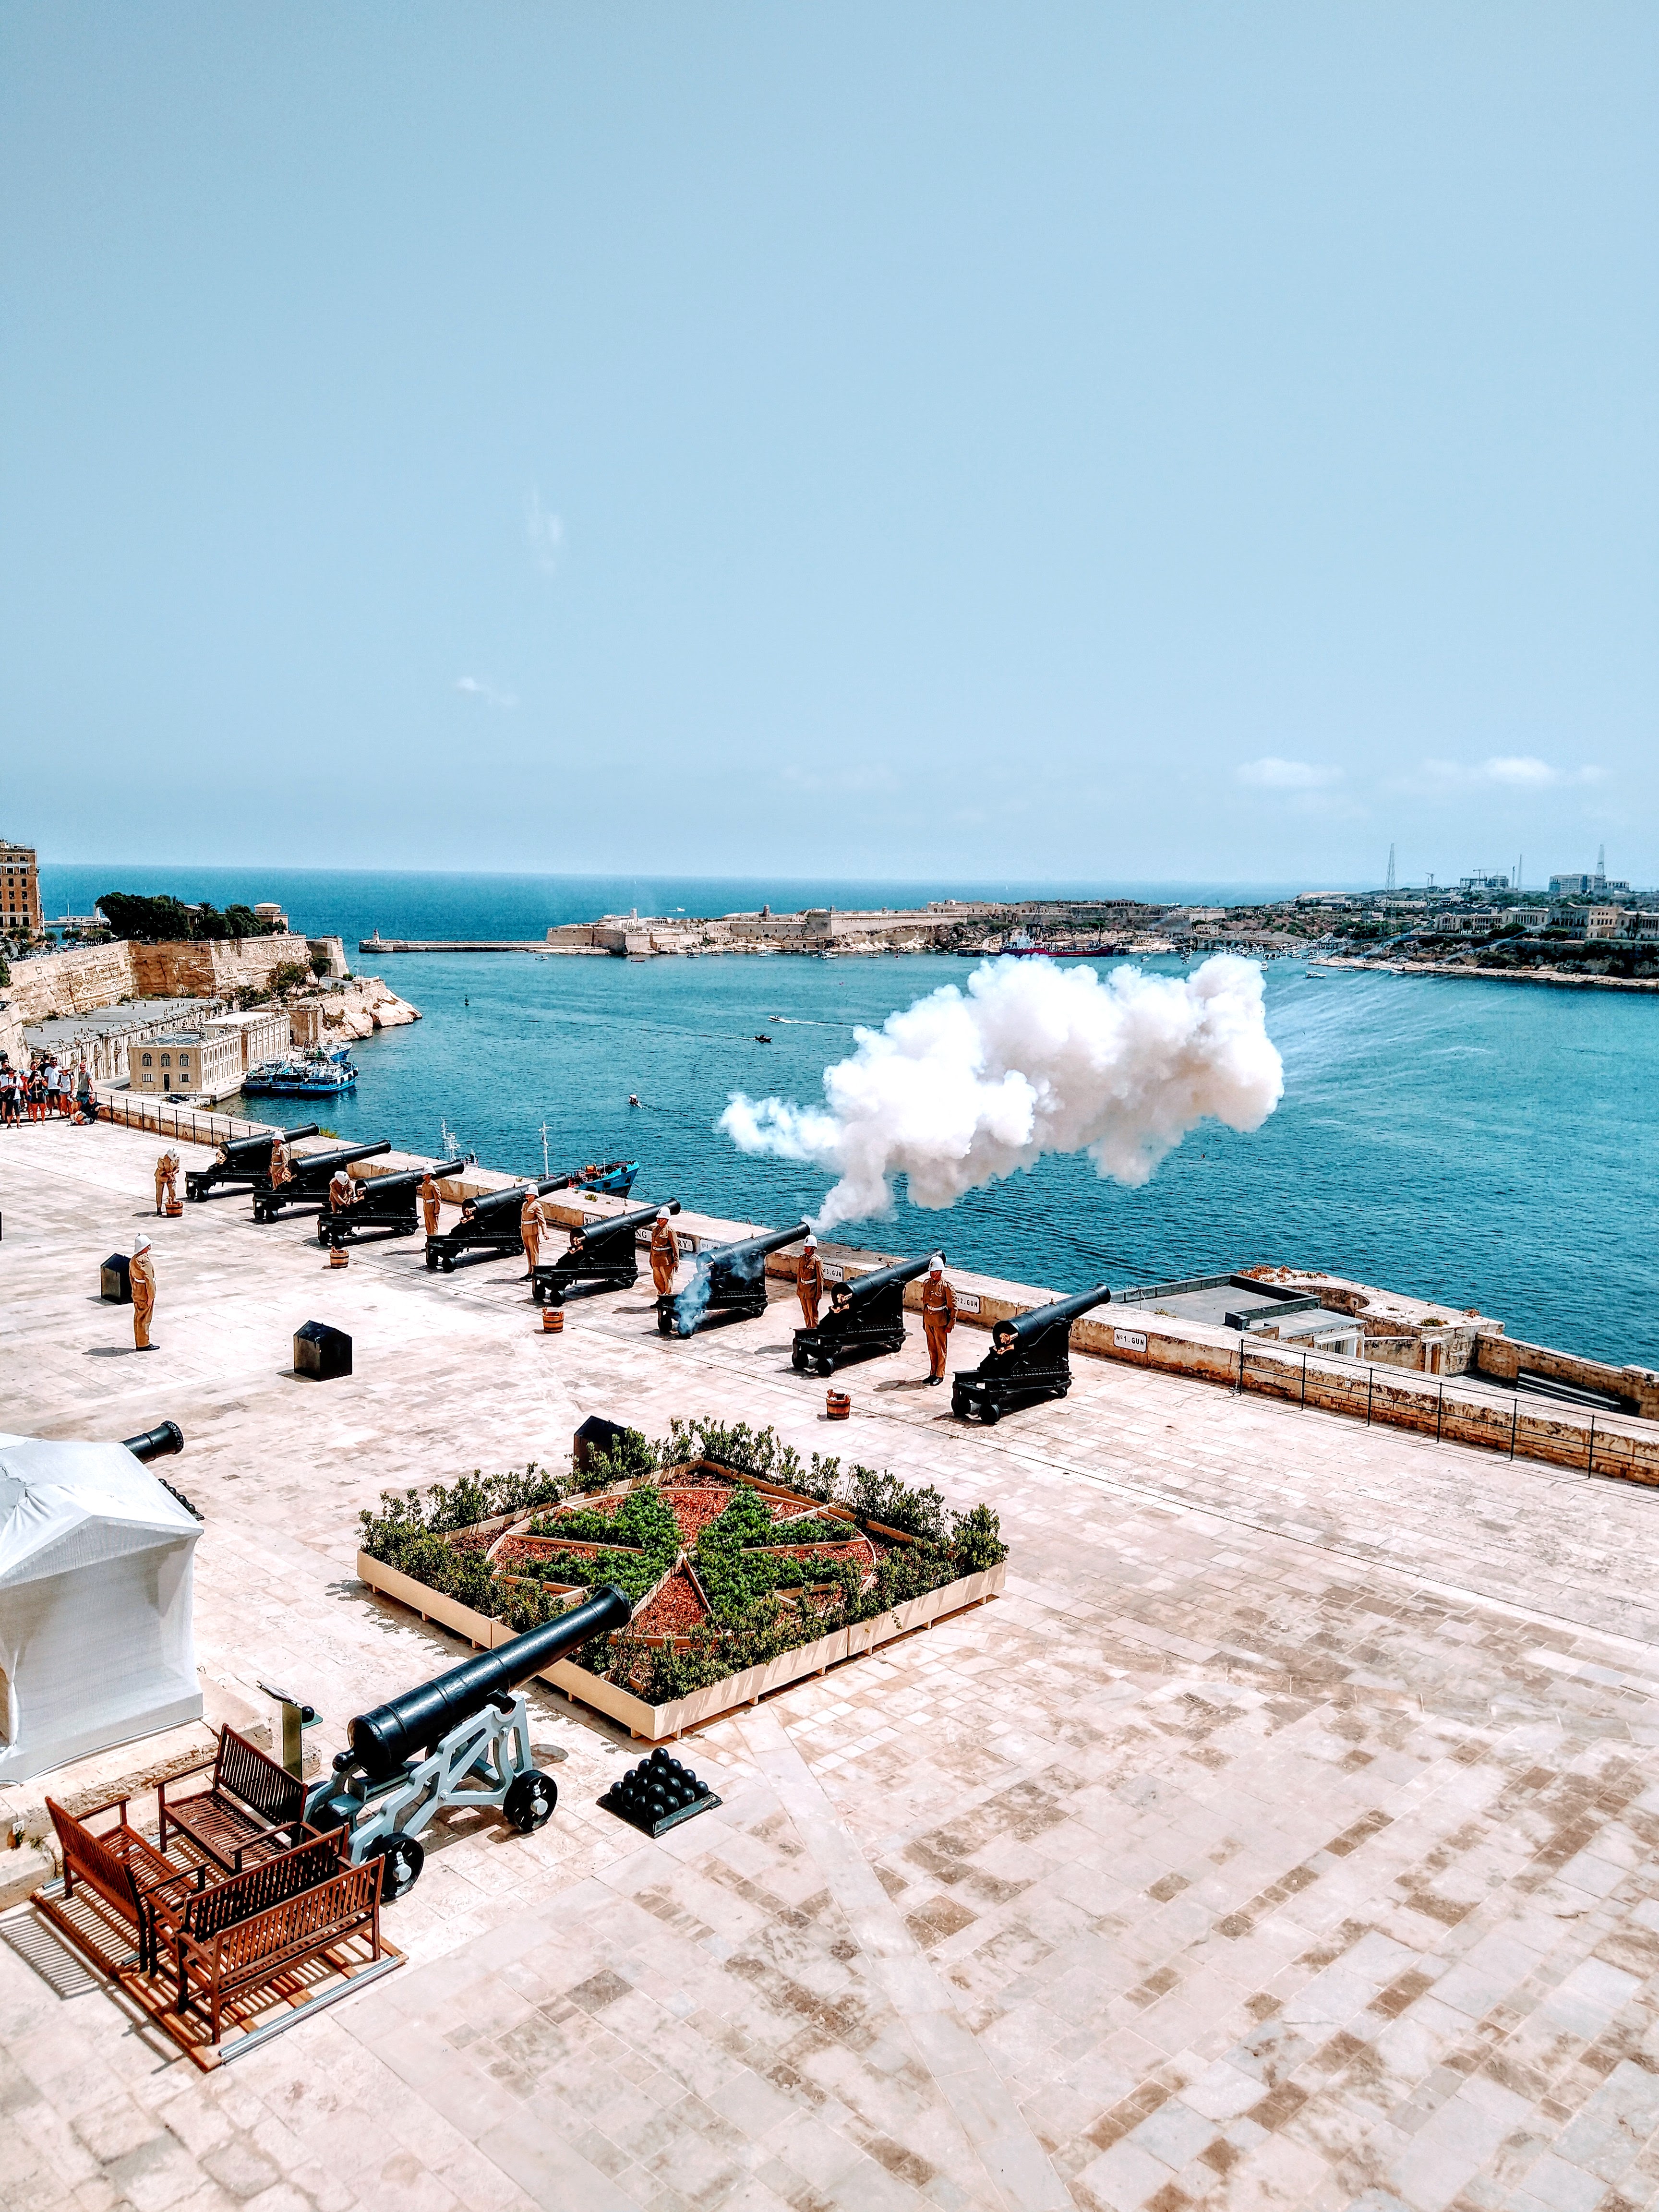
[37,866,1659,1369]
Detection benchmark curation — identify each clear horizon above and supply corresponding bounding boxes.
[5,7,1654,884]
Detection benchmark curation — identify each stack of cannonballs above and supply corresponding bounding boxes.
[599,1747,719,1837]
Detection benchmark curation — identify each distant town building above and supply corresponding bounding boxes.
[1459,872,1509,891]
[0,840,42,936]
[1551,871,1631,896]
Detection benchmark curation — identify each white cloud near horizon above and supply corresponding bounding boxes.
[1235,757,1344,791]
[1422,755,1607,790]
[455,676,517,709]
[526,490,564,575]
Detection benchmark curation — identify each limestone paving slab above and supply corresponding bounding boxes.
[1,1118,1659,2212]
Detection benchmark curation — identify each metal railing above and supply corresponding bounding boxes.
[94,1088,272,1150]
[1229,1334,1652,1481]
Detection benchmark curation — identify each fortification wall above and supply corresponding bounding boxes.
[128,935,313,999]
[2,939,139,1021]
[0,932,313,1026]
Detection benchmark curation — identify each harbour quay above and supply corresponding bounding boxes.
[5,1114,1659,2212]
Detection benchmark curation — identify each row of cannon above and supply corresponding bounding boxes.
[188,1126,1111,1423]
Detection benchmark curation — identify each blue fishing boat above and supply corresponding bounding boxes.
[574,1159,638,1197]
[243,1052,359,1098]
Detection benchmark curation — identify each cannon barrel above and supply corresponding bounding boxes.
[121,1421,183,1463]
[839,1252,935,1304]
[1000,1283,1113,1342]
[351,1156,467,1198]
[700,1220,814,1272]
[286,1139,395,1180]
[569,1199,679,1248]
[225,1122,320,1159]
[348,1585,632,1781]
[469,1173,577,1218]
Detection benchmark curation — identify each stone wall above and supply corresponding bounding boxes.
[128,935,314,1000]
[0,933,313,1025]
[1471,1332,1659,1420]
[2,939,139,1022]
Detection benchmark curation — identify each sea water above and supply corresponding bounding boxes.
[37,865,1659,1368]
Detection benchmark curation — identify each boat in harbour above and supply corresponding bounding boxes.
[571,1159,638,1196]
[243,1052,359,1098]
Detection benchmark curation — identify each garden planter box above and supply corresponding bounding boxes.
[355,1547,1004,1742]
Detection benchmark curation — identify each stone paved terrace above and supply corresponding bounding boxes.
[4,1117,1659,2212]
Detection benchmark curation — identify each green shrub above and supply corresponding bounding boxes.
[358,1431,1008,1699]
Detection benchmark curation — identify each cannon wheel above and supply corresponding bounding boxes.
[368,1831,425,1900]
[979,1404,1000,1426]
[657,1309,673,1335]
[441,1255,456,1273]
[503,1768,558,1833]
[817,1359,835,1379]
[791,1346,807,1371]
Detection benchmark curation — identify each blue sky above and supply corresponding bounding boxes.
[2,6,1653,888]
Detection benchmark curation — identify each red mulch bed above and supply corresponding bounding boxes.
[659,1487,737,1543]
[494,1535,622,1570]
[632,1567,709,1639]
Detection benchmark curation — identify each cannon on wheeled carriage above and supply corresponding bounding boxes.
[251,1139,393,1223]
[423,1173,575,1273]
[318,1156,468,1246]
[186,1124,320,1203]
[532,1199,680,1305]
[656,1221,810,1337]
[951,1283,1113,1425]
[790,1251,935,1376]
[302,1585,632,1898]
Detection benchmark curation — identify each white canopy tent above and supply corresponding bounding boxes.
[0,1433,203,1782]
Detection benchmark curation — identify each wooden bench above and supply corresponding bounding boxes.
[40,1796,205,1973]
[147,1830,346,1999]
[174,1858,384,2045]
[157,1727,308,1873]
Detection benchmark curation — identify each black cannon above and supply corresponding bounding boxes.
[185,1123,320,1203]
[424,1172,575,1272]
[304,1585,631,1898]
[252,1139,393,1223]
[317,1156,468,1247]
[791,1252,935,1375]
[121,1421,184,1461]
[657,1220,810,1337]
[951,1283,1112,1424]
[533,1199,680,1306]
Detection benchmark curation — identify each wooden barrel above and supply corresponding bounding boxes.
[541,1307,565,1334]
[328,1244,349,1268]
[825,1388,851,1420]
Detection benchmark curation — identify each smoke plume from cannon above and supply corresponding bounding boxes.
[720,954,1283,1230]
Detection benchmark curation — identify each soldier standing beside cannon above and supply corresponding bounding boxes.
[154,1150,180,1214]
[795,1234,824,1328]
[327,1165,361,1223]
[420,1170,441,1236]
[130,1234,157,1350]
[267,1130,293,1189]
[519,1188,546,1278]
[649,1207,679,1295]
[921,1255,956,1384]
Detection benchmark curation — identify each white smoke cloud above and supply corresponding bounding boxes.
[720,954,1284,1231]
